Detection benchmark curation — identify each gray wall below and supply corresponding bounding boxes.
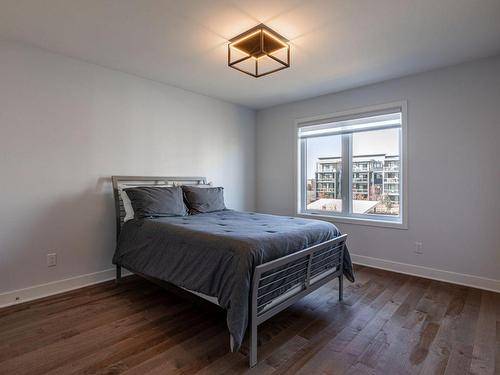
[0,39,255,294]
[1,36,499,299]
[256,56,500,283]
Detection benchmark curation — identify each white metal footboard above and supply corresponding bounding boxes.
[248,234,347,367]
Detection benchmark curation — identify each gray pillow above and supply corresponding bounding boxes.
[182,186,226,214]
[124,186,187,218]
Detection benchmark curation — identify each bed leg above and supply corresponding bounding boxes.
[338,274,343,301]
[116,265,122,285]
[249,320,257,367]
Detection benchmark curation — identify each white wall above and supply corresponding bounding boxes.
[0,38,255,299]
[1,38,499,305]
[256,56,500,288]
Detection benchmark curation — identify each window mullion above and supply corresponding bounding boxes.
[341,134,351,215]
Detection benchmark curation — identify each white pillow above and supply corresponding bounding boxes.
[119,188,135,222]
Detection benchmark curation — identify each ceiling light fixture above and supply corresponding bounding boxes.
[228,24,290,78]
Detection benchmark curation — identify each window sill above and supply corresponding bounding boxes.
[296,212,408,230]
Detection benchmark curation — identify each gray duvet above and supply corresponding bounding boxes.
[113,210,354,351]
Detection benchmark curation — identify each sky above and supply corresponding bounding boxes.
[306,128,400,178]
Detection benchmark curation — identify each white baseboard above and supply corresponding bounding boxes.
[0,268,131,308]
[351,254,500,293]
[1,255,498,310]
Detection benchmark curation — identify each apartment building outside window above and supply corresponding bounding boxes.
[296,102,407,228]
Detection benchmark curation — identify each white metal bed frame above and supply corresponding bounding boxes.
[111,176,347,367]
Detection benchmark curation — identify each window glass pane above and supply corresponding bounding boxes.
[352,128,400,216]
[304,135,342,213]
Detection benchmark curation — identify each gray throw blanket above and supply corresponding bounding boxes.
[113,210,354,351]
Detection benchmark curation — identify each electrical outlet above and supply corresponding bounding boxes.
[414,242,423,255]
[47,253,57,267]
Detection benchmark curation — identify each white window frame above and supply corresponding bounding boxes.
[294,101,408,229]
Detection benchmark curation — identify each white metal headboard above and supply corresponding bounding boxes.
[111,176,207,238]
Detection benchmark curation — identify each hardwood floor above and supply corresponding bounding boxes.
[0,265,499,375]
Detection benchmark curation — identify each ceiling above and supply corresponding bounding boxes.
[1,0,499,109]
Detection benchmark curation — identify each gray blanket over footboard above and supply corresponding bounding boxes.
[113,210,354,351]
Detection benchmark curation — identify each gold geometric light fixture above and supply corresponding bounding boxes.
[228,24,290,78]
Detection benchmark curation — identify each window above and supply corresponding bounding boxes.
[296,102,407,228]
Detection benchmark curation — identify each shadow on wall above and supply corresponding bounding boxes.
[0,177,116,294]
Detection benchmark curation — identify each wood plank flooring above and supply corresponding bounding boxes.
[0,265,499,375]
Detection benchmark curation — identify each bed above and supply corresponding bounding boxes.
[111,176,354,367]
